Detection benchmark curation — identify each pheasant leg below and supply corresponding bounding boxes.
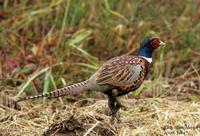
[115,98,127,111]
[111,89,127,110]
[108,95,120,122]
[107,89,123,122]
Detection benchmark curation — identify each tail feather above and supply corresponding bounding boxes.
[17,81,88,102]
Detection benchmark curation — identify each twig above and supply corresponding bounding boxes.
[83,121,100,136]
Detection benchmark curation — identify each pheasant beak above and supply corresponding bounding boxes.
[159,40,166,46]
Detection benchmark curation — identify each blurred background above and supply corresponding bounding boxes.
[0,0,199,97]
[0,0,200,135]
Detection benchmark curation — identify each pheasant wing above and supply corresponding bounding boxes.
[96,56,142,88]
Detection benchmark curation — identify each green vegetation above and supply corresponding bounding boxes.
[0,0,200,135]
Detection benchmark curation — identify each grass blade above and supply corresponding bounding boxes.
[17,63,63,97]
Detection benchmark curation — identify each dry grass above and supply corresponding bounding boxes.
[1,97,200,136]
[1,72,200,136]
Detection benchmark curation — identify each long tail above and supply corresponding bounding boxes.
[17,81,88,102]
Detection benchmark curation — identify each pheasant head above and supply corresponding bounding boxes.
[138,38,166,59]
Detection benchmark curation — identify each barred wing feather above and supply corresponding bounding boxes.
[96,57,142,88]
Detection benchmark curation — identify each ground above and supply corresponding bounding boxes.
[1,96,200,135]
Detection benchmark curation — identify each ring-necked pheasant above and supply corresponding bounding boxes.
[17,38,165,119]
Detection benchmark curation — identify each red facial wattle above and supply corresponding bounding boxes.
[151,39,160,48]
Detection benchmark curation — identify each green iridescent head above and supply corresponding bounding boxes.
[139,38,166,58]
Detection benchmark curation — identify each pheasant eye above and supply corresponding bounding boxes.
[151,38,160,48]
